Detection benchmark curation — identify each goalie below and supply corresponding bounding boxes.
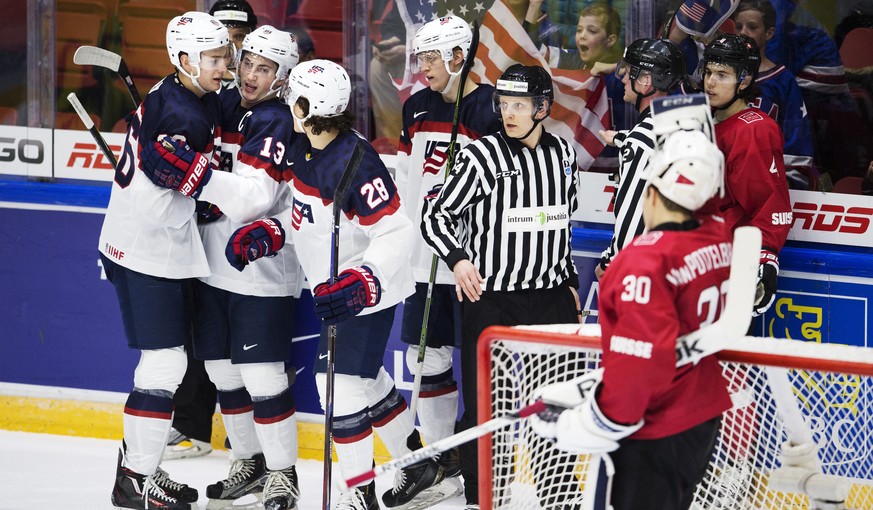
[531,129,734,510]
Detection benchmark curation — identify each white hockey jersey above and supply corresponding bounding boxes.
[98,76,217,279]
[196,91,304,298]
[282,130,415,312]
[395,84,501,284]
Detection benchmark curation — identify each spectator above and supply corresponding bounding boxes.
[733,0,817,189]
[369,0,407,147]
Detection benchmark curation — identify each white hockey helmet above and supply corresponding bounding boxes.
[166,12,231,69]
[644,129,724,211]
[412,16,472,68]
[237,25,299,95]
[284,59,351,119]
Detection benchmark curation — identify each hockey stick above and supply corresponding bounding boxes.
[73,46,142,108]
[410,20,480,416]
[322,139,366,510]
[344,399,546,489]
[345,227,761,488]
[66,92,118,168]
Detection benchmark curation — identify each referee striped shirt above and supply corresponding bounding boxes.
[422,130,578,292]
[600,109,656,268]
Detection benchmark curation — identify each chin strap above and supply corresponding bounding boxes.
[177,66,210,95]
[438,58,465,95]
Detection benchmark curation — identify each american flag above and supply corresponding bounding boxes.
[674,0,739,38]
[394,0,609,169]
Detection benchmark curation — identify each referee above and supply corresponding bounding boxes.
[421,64,580,509]
[596,38,687,280]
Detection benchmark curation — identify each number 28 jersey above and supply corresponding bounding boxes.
[596,217,734,439]
[282,130,415,312]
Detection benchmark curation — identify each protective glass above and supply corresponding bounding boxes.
[411,50,442,73]
[614,60,650,83]
[239,54,278,79]
[492,95,535,115]
[198,43,234,71]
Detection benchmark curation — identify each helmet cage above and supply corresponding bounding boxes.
[643,130,725,211]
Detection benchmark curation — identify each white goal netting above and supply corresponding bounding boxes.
[478,324,873,510]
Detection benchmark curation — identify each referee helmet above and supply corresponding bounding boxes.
[619,38,686,92]
[209,0,258,31]
[493,64,554,117]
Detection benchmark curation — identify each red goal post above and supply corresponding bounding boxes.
[478,324,873,510]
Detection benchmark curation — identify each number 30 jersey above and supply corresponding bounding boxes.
[282,130,415,312]
[596,216,735,440]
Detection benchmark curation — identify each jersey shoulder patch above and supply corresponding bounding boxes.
[737,110,765,124]
[633,231,664,246]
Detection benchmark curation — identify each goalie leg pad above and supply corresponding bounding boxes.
[132,346,187,392]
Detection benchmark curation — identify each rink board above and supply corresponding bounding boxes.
[1,180,873,457]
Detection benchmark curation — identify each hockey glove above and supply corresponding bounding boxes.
[140,137,212,198]
[313,266,382,325]
[224,218,285,272]
[533,381,643,455]
[424,183,444,200]
[530,369,604,440]
[753,250,779,317]
[195,200,223,224]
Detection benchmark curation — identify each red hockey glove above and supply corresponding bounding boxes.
[313,266,382,325]
[224,218,285,272]
[753,250,779,317]
[140,137,212,198]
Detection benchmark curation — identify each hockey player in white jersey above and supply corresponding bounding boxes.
[394,17,501,496]
[138,26,304,510]
[99,11,230,510]
[234,59,445,510]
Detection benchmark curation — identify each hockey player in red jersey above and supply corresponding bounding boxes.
[531,129,734,510]
[697,34,791,317]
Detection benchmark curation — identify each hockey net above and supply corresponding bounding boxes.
[478,324,873,510]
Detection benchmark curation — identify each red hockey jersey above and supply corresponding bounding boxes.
[597,217,734,439]
[698,108,792,253]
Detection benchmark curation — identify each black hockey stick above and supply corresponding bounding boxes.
[410,20,480,416]
[73,46,142,108]
[67,92,118,168]
[322,139,366,510]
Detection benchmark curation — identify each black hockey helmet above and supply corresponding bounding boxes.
[702,34,761,85]
[209,0,258,30]
[493,64,554,116]
[620,38,686,92]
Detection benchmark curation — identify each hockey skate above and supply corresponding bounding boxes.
[436,447,461,478]
[381,456,447,510]
[205,453,268,509]
[335,481,379,510]
[164,427,213,460]
[263,465,301,510]
[111,452,191,510]
[154,466,199,503]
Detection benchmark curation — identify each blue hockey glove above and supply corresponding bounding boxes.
[140,137,212,198]
[313,266,382,325]
[224,218,285,271]
[195,200,223,224]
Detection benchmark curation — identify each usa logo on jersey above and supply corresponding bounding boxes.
[291,197,314,230]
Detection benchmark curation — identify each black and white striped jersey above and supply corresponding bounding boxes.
[421,129,579,292]
[600,109,656,268]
